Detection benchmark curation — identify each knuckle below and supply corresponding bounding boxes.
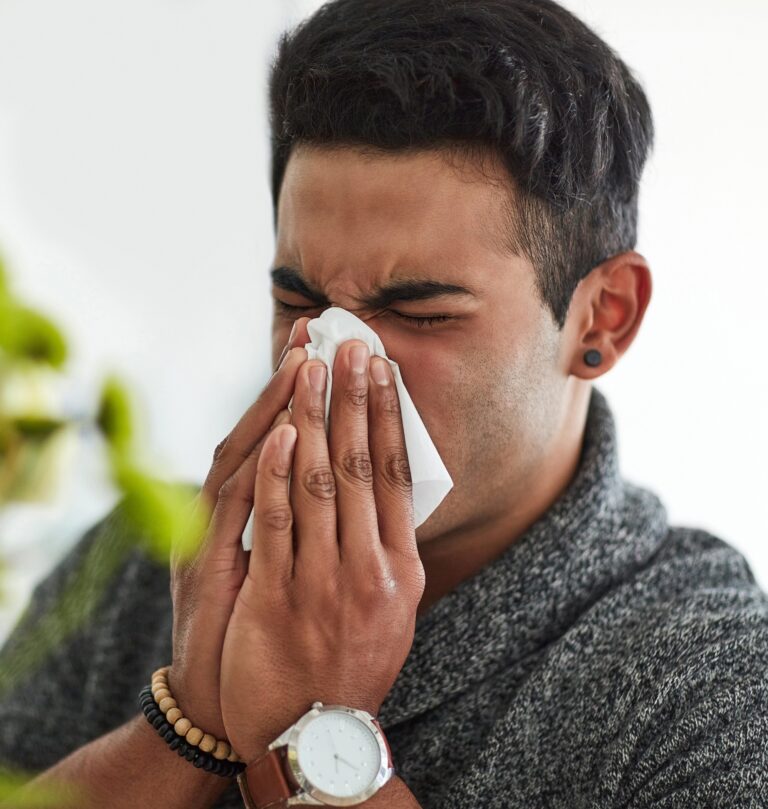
[305,404,326,428]
[217,474,245,503]
[317,571,341,602]
[377,387,402,419]
[297,567,340,609]
[302,465,337,502]
[358,559,397,601]
[343,385,368,410]
[259,503,294,534]
[339,449,373,486]
[263,455,291,481]
[383,450,412,490]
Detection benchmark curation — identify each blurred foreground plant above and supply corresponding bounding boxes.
[0,249,211,806]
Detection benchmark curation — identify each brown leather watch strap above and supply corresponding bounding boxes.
[237,747,297,809]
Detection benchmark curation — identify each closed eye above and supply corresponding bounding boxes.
[273,300,454,328]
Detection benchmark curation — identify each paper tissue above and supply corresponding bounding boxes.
[241,307,453,550]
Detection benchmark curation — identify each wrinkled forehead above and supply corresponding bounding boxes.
[275,142,516,267]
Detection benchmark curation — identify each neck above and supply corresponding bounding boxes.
[414,383,592,620]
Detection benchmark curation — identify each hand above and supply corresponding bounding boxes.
[166,318,313,738]
[219,339,426,762]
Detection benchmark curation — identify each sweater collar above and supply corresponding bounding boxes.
[378,385,669,728]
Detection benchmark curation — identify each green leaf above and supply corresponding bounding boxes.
[114,460,209,563]
[95,376,134,456]
[0,303,67,368]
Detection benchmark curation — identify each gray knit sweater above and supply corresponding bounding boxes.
[1,386,766,808]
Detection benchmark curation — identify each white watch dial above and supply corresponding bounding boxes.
[296,710,382,798]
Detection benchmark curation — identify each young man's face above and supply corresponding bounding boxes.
[271,143,573,545]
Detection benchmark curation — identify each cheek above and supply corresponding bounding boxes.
[394,344,473,450]
[394,344,460,403]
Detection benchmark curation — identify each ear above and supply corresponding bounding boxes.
[564,251,652,379]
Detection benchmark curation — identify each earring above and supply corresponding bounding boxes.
[584,349,602,368]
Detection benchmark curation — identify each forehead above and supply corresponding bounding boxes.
[275,144,513,272]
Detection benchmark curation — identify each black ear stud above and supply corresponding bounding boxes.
[584,349,602,368]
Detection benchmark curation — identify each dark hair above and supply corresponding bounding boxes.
[267,0,654,329]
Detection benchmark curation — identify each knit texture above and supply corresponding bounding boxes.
[0,386,766,807]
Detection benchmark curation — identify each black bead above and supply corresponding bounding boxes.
[193,754,206,768]
[177,742,188,756]
[168,736,181,750]
[157,721,170,736]
[210,759,223,775]
[152,714,166,729]
[146,708,160,722]
[584,349,602,368]
[185,747,197,761]
[202,757,215,772]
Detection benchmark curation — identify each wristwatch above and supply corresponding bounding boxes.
[237,701,394,807]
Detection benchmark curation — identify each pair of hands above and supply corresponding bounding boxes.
[167,318,425,763]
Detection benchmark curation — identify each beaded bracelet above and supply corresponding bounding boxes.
[137,666,246,778]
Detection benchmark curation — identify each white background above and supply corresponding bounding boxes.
[0,0,766,641]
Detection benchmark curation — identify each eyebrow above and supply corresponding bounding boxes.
[270,265,476,309]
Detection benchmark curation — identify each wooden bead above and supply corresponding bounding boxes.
[174,718,192,736]
[227,750,239,762]
[199,733,216,753]
[153,688,171,701]
[166,707,182,724]
[185,727,204,746]
[212,741,230,760]
[158,697,177,713]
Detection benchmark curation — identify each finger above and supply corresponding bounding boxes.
[290,359,339,577]
[247,422,298,587]
[200,315,311,510]
[272,316,312,374]
[327,340,380,565]
[175,408,292,574]
[200,339,307,515]
[367,357,416,555]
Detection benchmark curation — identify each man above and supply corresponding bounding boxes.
[1,0,766,807]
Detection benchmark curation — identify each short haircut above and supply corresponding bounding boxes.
[268,0,654,329]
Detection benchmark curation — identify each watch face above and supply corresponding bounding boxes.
[295,710,383,798]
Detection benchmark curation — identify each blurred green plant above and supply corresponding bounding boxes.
[0,248,212,806]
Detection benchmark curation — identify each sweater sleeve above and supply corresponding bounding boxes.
[0,499,132,774]
[617,615,768,808]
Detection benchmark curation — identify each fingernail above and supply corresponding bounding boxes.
[287,321,298,344]
[278,347,294,371]
[279,426,297,454]
[309,363,327,392]
[350,344,370,375]
[370,356,390,386]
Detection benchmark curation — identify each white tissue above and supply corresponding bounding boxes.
[241,306,453,551]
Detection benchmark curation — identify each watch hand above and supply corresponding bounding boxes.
[334,755,359,772]
[326,727,337,754]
